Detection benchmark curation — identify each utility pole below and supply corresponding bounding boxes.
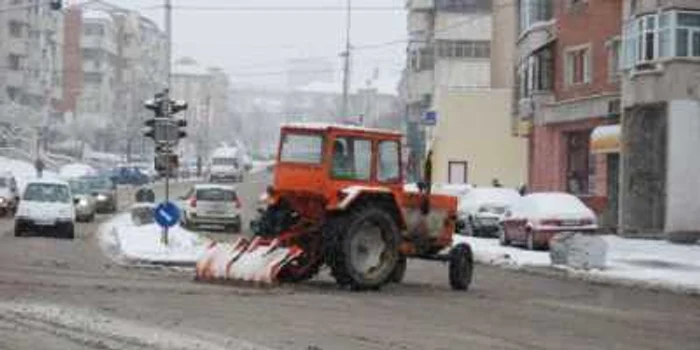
[340,0,352,119]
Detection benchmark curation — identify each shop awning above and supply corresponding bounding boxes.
[591,124,620,154]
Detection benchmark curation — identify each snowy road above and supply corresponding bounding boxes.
[0,172,698,349]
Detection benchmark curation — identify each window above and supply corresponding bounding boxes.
[8,54,21,70]
[519,46,553,98]
[448,161,468,184]
[608,38,622,81]
[9,21,22,37]
[565,46,591,86]
[280,133,323,164]
[436,0,491,13]
[408,47,435,72]
[676,12,700,57]
[436,40,491,59]
[331,137,371,181]
[23,183,71,203]
[378,141,400,182]
[519,0,553,33]
[83,23,105,37]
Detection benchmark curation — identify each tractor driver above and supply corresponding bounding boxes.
[332,140,352,178]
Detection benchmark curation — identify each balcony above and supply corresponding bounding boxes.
[81,36,118,55]
[406,69,434,103]
[517,20,556,61]
[406,0,434,11]
[7,38,27,55]
[517,90,554,121]
[5,71,24,88]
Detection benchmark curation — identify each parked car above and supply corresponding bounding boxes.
[68,178,97,222]
[500,192,598,250]
[0,172,19,217]
[178,184,241,232]
[457,187,521,237]
[14,179,75,239]
[83,175,118,213]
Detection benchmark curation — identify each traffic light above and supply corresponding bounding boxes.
[50,0,62,10]
[170,100,188,116]
[176,118,187,139]
[144,95,165,118]
[142,118,157,139]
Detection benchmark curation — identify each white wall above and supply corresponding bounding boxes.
[434,59,491,89]
[665,99,700,233]
[434,13,491,41]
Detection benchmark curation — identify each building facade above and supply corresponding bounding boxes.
[0,0,63,126]
[62,1,167,157]
[515,0,623,229]
[619,0,700,237]
[402,0,528,186]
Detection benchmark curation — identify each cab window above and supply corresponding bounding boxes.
[331,137,371,181]
[377,141,400,183]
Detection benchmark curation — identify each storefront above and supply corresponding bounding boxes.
[590,124,621,231]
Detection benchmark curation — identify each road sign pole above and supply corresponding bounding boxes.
[162,89,171,246]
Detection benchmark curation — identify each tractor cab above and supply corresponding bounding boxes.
[274,123,404,209]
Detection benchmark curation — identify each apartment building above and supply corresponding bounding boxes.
[0,0,63,122]
[619,0,700,238]
[515,0,623,228]
[402,0,527,186]
[62,1,167,156]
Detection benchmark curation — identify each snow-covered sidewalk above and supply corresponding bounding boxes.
[98,209,210,266]
[456,235,700,294]
[0,156,58,190]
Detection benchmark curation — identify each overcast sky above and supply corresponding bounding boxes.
[120,0,407,92]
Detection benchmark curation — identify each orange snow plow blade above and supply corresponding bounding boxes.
[195,237,303,285]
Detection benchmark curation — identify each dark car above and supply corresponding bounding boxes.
[82,175,118,213]
[110,167,151,186]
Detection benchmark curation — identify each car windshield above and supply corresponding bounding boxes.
[68,180,91,195]
[23,183,70,203]
[212,158,238,166]
[196,188,236,201]
[280,132,323,164]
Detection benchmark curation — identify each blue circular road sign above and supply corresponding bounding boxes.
[154,201,181,228]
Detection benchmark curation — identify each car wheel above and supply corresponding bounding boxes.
[64,223,75,239]
[14,222,24,237]
[498,225,509,246]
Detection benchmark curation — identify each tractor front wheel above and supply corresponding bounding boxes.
[325,205,400,290]
[389,255,407,283]
[449,243,473,291]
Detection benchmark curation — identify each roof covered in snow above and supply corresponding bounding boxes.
[282,122,402,135]
[194,183,236,191]
[211,147,240,158]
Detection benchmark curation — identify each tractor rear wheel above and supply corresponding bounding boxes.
[449,243,473,291]
[389,255,407,283]
[325,204,400,290]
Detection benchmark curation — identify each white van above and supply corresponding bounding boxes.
[208,147,244,183]
[14,179,76,239]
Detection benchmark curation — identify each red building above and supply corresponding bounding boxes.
[515,0,622,229]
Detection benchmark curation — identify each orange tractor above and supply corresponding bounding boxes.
[195,123,473,290]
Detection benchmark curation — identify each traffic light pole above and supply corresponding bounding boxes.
[162,0,173,246]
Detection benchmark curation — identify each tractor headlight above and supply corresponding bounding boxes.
[96,194,108,201]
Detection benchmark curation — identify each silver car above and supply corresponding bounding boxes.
[178,184,242,232]
[68,179,97,222]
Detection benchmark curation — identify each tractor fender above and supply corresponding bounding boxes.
[328,186,407,229]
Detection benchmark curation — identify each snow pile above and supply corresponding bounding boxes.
[59,163,97,179]
[549,233,607,269]
[456,235,700,294]
[0,156,58,191]
[98,207,210,266]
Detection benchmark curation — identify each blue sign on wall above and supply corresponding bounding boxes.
[154,201,181,228]
[423,111,437,126]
